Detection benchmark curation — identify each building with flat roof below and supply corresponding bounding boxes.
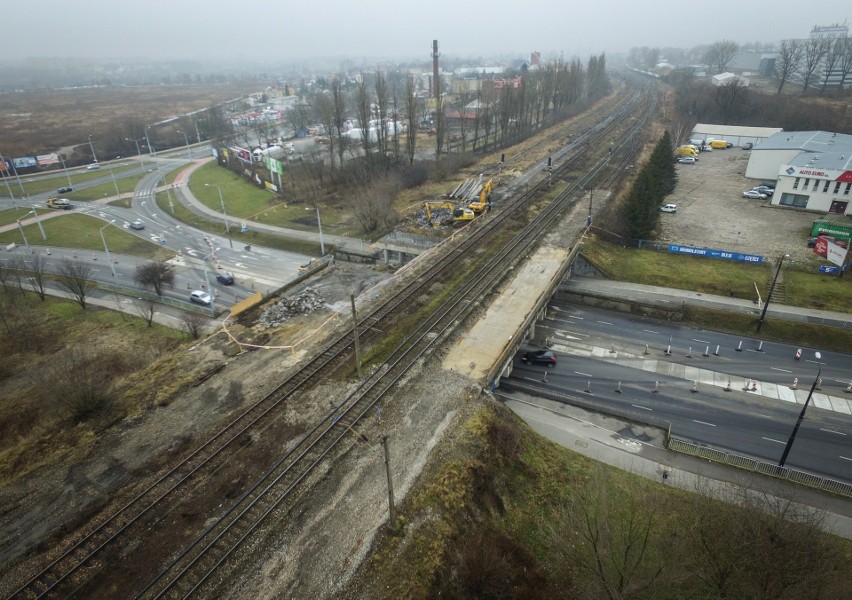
[746,131,852,215]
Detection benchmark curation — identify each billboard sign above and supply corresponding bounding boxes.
[667,244,763,264]
[819,265,838,274]
[13,156,37,169]
[826,239,848,267]
[36,153,60,166]
[813,236,829,257]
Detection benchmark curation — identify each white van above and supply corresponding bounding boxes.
[660,204,677,213]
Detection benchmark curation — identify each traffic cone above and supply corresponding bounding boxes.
[652,381,659,393]
[791,377,798,390]
[691,381,698,393]
[751,380,757,391]
[845,382,852,394]
[724,378,732,392]
[542,371,548,383]
[616,381,622,393]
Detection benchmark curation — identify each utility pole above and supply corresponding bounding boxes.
[756,253,788,332]
[350,293,363,378]
[381,435,396,526]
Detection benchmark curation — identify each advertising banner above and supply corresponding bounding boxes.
[667,244,763,264]
[826,240,848,267]
[813,237,829,258]
[264,155,284,175]
[36,153,60,166]
[13,156,37,169]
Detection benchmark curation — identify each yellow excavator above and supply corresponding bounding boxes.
[424,201,475,227]
[468,178,493,213]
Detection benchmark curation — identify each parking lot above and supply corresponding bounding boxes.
[657,147,823,266]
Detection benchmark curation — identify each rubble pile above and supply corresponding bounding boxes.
[259,288,327,328]
[415,207,453,229]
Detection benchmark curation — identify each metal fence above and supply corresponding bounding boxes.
[668,438,852,498]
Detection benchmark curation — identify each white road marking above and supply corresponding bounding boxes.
[632,404,652,411]
[771,367,792,373]
[692,420,716,427]
[840,456,852,462]
[762,436,785,444]
[575,372,593,377]
[597,320,612,325]
[820,428,846,436]
[755,414,774,420]
[692,338,710,344]
[642,329,659,334]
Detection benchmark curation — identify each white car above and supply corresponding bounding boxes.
[743,190,767,199]
[86,162,100,170]
[660,204,677,213]
[190,290,212,306]
[677,157,696,164]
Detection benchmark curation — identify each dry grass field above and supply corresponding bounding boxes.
[0,84,259,158]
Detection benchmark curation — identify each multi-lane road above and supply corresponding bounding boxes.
[507,300,852,483]
[2,149,311,312]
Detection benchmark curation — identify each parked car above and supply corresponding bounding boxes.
[743,190,767,199]
[808,236,849,248]
[521,350,557,366]
[57,186,73,194]
[751,185,774,196]
[660,203,678,213]
[742,142,754,150]
[677,157,696,164]
[190,290,212,306]
[216,272,235,285]
[86,162,100,170]
[129,220,145,230]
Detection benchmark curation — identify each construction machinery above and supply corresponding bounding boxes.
[423,201,475,227]
[468,178,493,213]
[46,197,73,210]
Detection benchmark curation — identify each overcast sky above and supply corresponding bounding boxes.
[2,0,849,63]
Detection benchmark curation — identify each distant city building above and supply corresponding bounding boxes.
[530,51,541,68]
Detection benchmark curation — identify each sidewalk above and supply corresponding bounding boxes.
[500,393,852,540]
[562,276,852,328]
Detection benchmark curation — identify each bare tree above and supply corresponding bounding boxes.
[354,76,373,165]
[351,175,401,234]
[705,40,739,74]
[181,311,205,340]
[134,261,174,296]
[838,36,852,91]
[404,75,418,165]
[331,77,348,168]
[42,347,115,421]
[26,253,49,300]
[374,71,390,165]
[800,37,832,94]
[135,298,158,327]
[314,91,337,169]
[820,36,847,94]
[776,39,804,94]
[56,259,92,309]
[714,78,749,123]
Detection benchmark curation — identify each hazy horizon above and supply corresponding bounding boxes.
[3,0,848,64]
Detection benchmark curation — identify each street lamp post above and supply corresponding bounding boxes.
[58,155,73,188]
[205,184,233,249]
[99,222,117,278]
[306,207,325,255]
[16,219,29,251]
[29,207,47,240]
[125,137,146,167]
[756,253,789,332]
[177,130,192,159]
[778,352,822,468]
[145,126,156,159]
[194,120,203,144]
[87,135,98,164]
[0,153,17,207]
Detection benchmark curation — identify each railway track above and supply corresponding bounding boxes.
[7,83,654,600]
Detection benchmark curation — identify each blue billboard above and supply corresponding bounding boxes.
[667,244,763,264]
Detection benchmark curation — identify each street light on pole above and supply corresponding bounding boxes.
[756,253,789,332]
[194,119,202,144]
[306,207,325,255]
[778,352,822,468]
[125,137,146,167]
[87,135,98,164]
[28,207,47,241]
[58,155,73,189]
[16,219,29,251]
[176,129,192,159]
[205,183,233,249]
[99,221,117,278]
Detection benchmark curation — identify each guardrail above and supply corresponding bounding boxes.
[668,438,852,498]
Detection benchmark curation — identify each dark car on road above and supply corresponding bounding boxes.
[521,350,557,366]
[57,186,73,194]
[216,272,235,285]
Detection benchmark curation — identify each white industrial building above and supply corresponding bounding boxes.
[745,131,852,216]
[690,124,782,147]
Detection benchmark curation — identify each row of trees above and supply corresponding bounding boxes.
[620,131,677,240]
[775,36,852,94]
